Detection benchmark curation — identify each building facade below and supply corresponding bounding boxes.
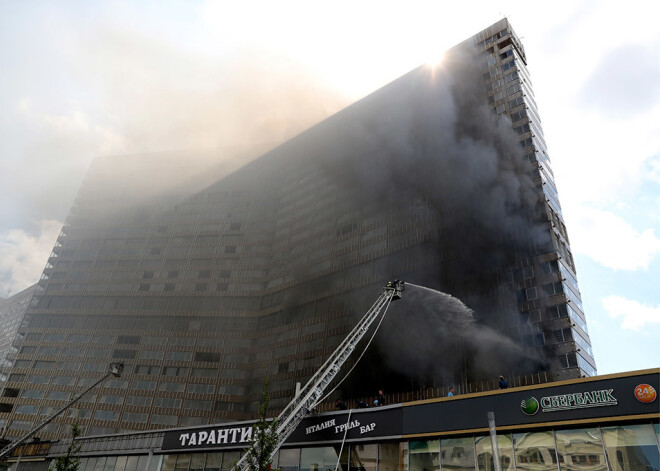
[0,286,36,371]
[4,369,658,471]
[0,19,594,440]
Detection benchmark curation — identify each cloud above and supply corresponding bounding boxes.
[603,295,660,330]
[578,43,660,117]
[568,206,660,270]
[0,220,62,297]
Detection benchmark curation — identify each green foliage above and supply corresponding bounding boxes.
[50,423,81,471]
[243,378,279,471]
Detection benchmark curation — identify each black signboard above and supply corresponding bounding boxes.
[162,420,258,451]
[287,406,403,445]
[162,371,658,452]
[402,371,659,436]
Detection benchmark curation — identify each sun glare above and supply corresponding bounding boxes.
[426,51,445,67]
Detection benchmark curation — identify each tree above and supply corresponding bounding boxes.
[243,378,279,471]
[50,423,81,471]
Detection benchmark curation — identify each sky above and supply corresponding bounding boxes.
[0,0,658,375]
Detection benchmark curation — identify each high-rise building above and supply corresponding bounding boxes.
[0,285,36,369]
[0,19,595,440]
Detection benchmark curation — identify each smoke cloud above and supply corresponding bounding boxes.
[381,285,545,388]
[285,44,553,388]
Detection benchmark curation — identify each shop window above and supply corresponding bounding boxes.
[514,431,559,470]
[602,424,659,471]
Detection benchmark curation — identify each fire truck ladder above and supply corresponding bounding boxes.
[0,362,124,461]
[233,280,404,471]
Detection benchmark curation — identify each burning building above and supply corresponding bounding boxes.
[0,19,594,439]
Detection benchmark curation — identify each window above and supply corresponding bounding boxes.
[181,417,208,427]
[155,398,182,409]
[21,390,45,400]
[558,352,578,368]
[165,351,193,361]
[194,352,221,363]
[540,260,559,275]
[15,405,39,415]
[547,303,568,319]
[52,376,76,386]
[67,408,91,419]
[87,349,110,358]
[184,399,211,411]
[543,282,563,297]
[143,271,154,279]
[198,270,211,279]
[27,375,49,384]
[112,349,137,359]
[117,335,140,344]
[63,348,85,357]
[135,365,160,375]
[528,309,541,323]
[159,381,186,393]
[513,432,558,471]
[131,380,156,391]
[555,428,605,468]
[191,368,217,378]
[58,362,81,372]
[162,366,189,377]
[47,391,71,401]
[44,333,66,342]
[104,378,128,389]
[39,346,61,355]
[138,350,164,360]
[151,414,177,426]
[225,246,236,254]
[553,328,573,343]
[187,383,215,395]
[525,287,538,301]
[96,394,122,405]
[144,336,167,345]
[139,283,150,291]
[125,395,153,407]
[164,283,175,292]
[167,270,179,279]
[94,410,118,421]
[122,412,148,423]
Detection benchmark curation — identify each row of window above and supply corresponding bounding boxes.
[20,333,243,348]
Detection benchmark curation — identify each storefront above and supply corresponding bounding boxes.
[6,369,658,471]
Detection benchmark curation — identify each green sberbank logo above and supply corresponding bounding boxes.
[519,389,617,415]
[520,397,539,415]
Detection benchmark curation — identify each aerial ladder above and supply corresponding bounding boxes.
[0,362,124,461]
[233,280,405,471]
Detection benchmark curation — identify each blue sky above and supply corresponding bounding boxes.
[0,0,658,375]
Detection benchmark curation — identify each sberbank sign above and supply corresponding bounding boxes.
[521,389,617,415]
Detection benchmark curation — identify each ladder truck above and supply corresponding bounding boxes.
[234,280,405,471]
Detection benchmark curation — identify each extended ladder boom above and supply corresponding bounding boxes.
[234,281,404,471]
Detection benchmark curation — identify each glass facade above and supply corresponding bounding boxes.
[64,423,659,471]
[476,19,595,379]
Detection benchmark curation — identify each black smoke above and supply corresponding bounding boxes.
[288,43,553,390]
